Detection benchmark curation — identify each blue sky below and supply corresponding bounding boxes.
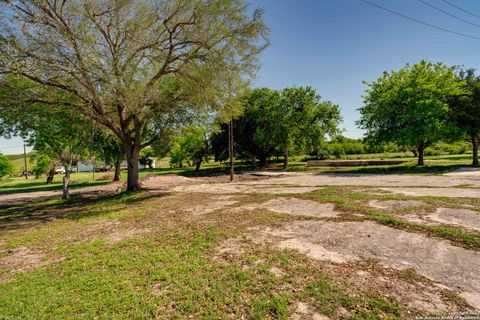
[2,0,480,154]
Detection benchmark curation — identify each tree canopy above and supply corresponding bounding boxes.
[357,60,464,165]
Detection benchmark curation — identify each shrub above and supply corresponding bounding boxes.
[0,153,14,178]
[32,154,54,179]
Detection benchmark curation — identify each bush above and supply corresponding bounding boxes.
[328,143,345,159]
[425,141,469,156]
[0,153,14,178]
[32,154,54,178]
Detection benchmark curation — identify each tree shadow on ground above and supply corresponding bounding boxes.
[0,180,109,195]
[140,164,256,178]
[0,190,163,232]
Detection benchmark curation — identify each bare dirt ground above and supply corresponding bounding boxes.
[261,197,339,218]
[381,187,480,198]
[400,208,480,233]
[245,220,480,307]
[3,168,478,207]
[240,170,480,187]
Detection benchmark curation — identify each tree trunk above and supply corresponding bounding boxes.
[46,165,55,184]
[62,164,71,200]
[195,160,201,172]
[472,135,479,167]
[126,148,140,191]
[283,145,289,169]
[250,154,256,168]
[113,157,121,181]
[259,155,267,169]
[228,120,234,182]
[417,144,425,166]
[410,147,418,158]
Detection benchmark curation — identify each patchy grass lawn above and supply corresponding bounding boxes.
[1,170,479,319]
[0,186,421,319]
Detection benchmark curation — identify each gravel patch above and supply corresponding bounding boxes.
[261,197,339,218]
[426,208,480,232]
[368,200,425,210]
[381,187,480,198]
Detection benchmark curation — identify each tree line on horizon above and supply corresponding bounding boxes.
[0,1,479,200]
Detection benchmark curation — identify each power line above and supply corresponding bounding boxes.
[360,0,480,40]
[418,0,480,29]
[441,0,480,21]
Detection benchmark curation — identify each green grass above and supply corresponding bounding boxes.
[5,153,34,174]
[0,172,109,195]
[0,188,413,319]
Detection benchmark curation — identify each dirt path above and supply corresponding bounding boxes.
[240,171,480,188]
[173,170,480,197]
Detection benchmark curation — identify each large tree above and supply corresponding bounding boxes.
[0,0,268,191]
[278,87,342,168]
[357,61,463,166]
[448,69,480,167]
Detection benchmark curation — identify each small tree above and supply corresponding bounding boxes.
[358,61,463,166]
[139,148,155,169]
[91,130,124,181]
[28,110,90,199]
[0,153,13,178]
[448,69,480,166]
[169,127,209,171]
[31,153,56,182]
[0,81,91,198]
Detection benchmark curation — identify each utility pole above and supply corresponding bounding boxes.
[23,144,28,179]
[228,120,234,181]
[92,157,96,181]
